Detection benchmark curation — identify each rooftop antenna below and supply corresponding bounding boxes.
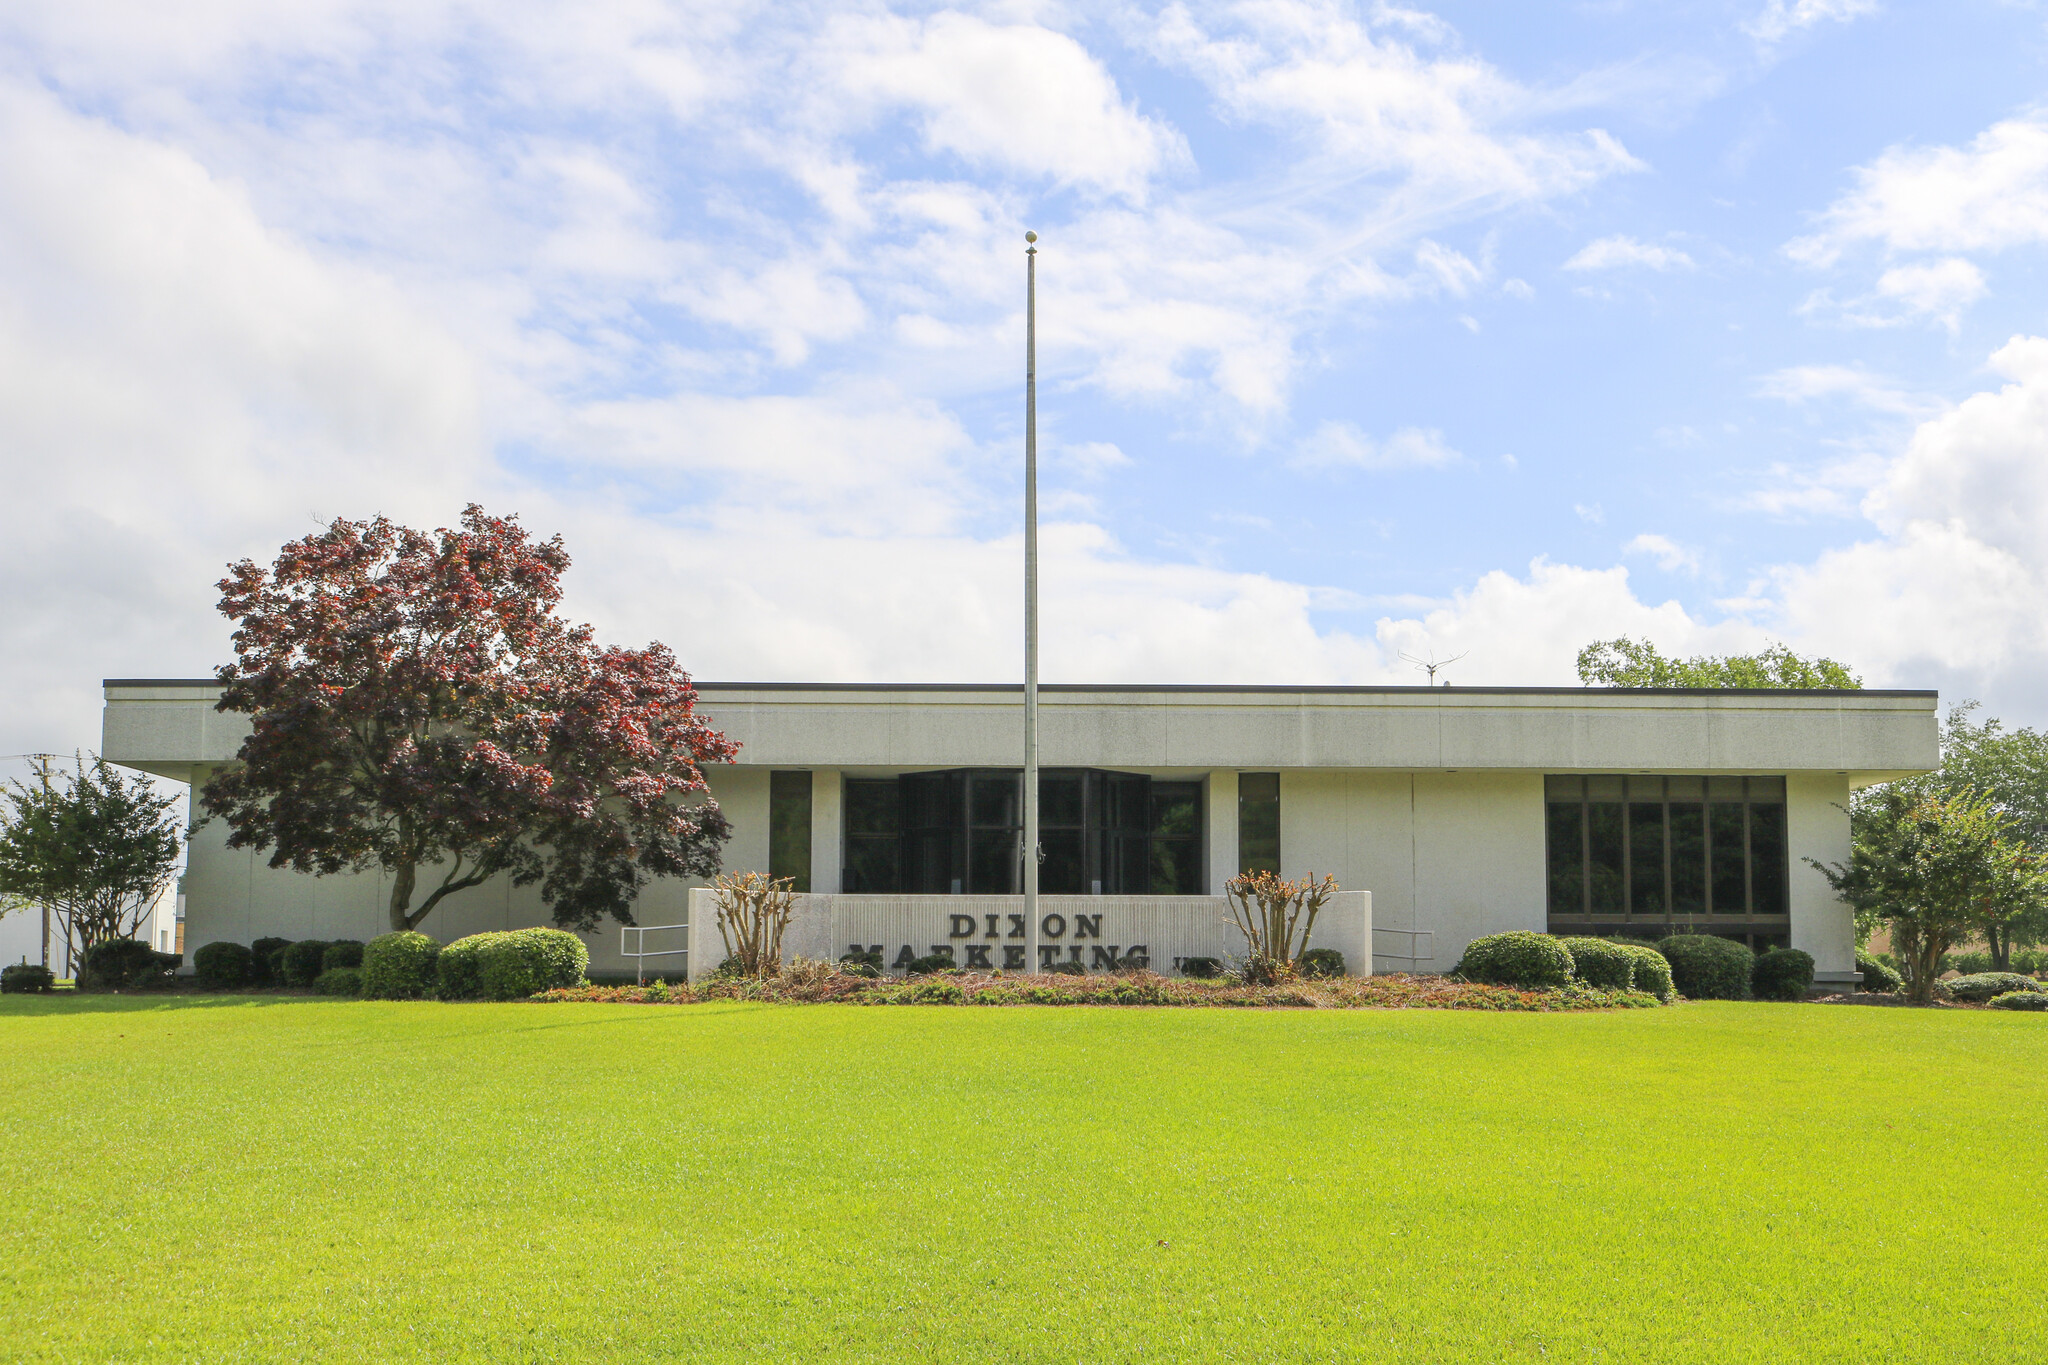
[1023,230,1041,975]
[1399,649,1467,687]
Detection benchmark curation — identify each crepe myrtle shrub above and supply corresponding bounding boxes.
[360,932,441,999]
[1988,989,2048,1011]
[1945,972,2045,1004]
[711,871,796,978]
[197,506,738,940]
[314,966,363,997]
[1614,944,1675,1003]
[1857,953,1903,994]
[1558,937,1635,991]
[321,940,365,971]
[1454,931,1574,989]
[0,963,55,994]
[192,941,254,990]
[1751,947,1816,1002]
[1223,871,1339,983]
[475,927,588,1000]
[1656,935,1754,1001]
[1298,948,1346,979]
[279,940,331,988]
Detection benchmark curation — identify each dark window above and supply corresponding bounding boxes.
[1545,791,1585,917]
[768,771,812,893]
[1669,801,1706,916]
[1150,782,1202,895]
[1749,802,1787,916]
[842,779,899,893]
[1238,773,1280,875]
[1629,799,1665,921]
[1709,801,1747,914]
[1588,801,1625,915]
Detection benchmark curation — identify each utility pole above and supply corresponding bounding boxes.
[1023,230,1041,975]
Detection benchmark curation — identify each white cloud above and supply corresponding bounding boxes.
[1623,533,1701,575]
[1415,239,1483,295]
[1744,0,1880,45]
[1291,422,1460,471]
[1871,257,1986,330]
[1754,363,1935,415]
[1574,502,1605,524]
[1789,115,2048,265]
[1563,235,1695,272]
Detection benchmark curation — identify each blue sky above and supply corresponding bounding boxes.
[7,0,2048,758]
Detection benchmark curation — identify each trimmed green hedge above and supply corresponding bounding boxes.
[1946,972,2044,1004]
[1298,948,1346,979]
[278,940,331,988]
[1558,937,1633,990]
[1751,947,1815,1002]
[249,937,291,987]
[1988,990,2048,1011]
[361,932,441,1000]
[321,941,365,971]
[435,929,589,1001]
[0,963,55,994]
[313,966,363,996]
[77,939,180,992]
[192,941,253,990]
[1455,932,1573,989]
[1857,953,1902,994]
[1611,942,1674,1002]
[1656,935,1753,1001]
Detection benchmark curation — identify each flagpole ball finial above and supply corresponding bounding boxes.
[1025,230,1037,244]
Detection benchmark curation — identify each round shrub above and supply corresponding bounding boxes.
[1655,935,1754,1001]
[1298,948,1346,979]
[1946,972,2045,1004]
[1751,947,1816,1002]
[1988,990,2048,1011]
[248,937,291,987]
[1455,931,1573,989]
[192,941,253,990]
[278,940,331,988]
[1179,957,1222,979]
[435,935,489,999]
[1614,944,1674,1002]
[361,932,441,999]
[77,939,180,991]
[1,963,55,994]
[1857,953,1902,994]
[474,927,589,1000]
[321,940,365,971]
[1558,937,1634,991]
[905,953,957,976]
[313,966,362,996]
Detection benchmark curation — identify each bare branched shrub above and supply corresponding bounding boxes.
[1223,871,1338,984]
[712,871,797,977]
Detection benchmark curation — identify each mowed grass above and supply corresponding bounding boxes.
[2,998,2043,1363]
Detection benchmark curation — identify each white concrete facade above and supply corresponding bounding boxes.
[101,680,1937,984]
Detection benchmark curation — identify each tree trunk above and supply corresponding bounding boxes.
[388,860,416,933]
[1990,924,2010,972]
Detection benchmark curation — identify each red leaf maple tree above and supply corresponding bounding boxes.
[200,506,737,934]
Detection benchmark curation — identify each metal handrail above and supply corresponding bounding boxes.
[1372,927,1435,967]
[621,923,689,985]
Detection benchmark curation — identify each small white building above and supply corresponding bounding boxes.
[101,680,1938,989]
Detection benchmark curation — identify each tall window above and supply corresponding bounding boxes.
[1238,773,1280,875]
[1545,776,1788,937]
[768,771,812,893]
[838,769,1204,894]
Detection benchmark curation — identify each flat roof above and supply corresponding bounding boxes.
[104,678,1939,699]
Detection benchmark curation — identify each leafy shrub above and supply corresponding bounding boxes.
[360,932,441,1000]
[77,939,180,991]
[1045,960,1086,977]
[1946,972,2045,1004]
[893,978,965,1004]
[2010,948,2046,977]
[1655,935,1753,1001]
[1558,937,1634,990]
[475,928,589,1000]
[313,966,363,996]
[278,940,331,988]
[1,963,55,994]
[839,948,884,971]
[1454,931,1573,989]
[1613,944,1674,1003]
[321,940,365,971]
[249,937,291,987]
[435,936,486,999]
[1857,953,1902,994]
[1751,947,1816,1002]
[905,953,956,976]
[1298,948,1346,979]
[192,941,253,990]
[1988,990,2048,1011]
[1950,951,1993,976]
[1179,957,1222,979]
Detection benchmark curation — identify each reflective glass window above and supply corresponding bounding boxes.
[1238,773,1281,876]
[1710,802,1748,913]
[768,771,812,893]
[1588,802,1625,915]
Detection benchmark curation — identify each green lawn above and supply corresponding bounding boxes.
[2,997,2042,1362]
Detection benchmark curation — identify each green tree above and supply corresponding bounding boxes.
[0,755,182,973]
[1915,702,2048,968]
[1810,788,2045,1002]
[1576,638,1861,689]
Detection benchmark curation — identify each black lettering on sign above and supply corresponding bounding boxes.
[1041,914,1066,939]
[1067,946,1084,966]
[1091,945,1121,969]
[985,914,1001,939]
[964,944,992,969]
[1036,945,1062,970]
[948,915,977,939]
[892,945,917,969]
[1003,945,1026,970]
[1073,914,1102,941]
[1125,946,1150,970]
[1007,914,1026,939]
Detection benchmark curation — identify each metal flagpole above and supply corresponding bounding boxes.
[1023,231,1041,975]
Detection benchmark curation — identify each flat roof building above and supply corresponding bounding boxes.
[103,679,1939,988]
